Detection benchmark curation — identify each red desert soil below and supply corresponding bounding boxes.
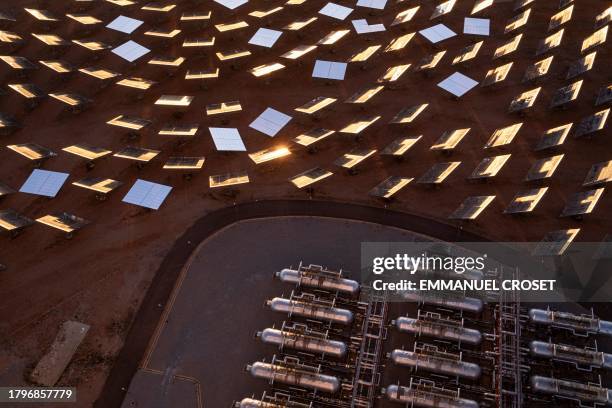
[0,0,610,406]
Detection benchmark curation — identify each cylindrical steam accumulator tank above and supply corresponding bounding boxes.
[384,384,479,408]
[528,309,612,336]
[531,376,612,406]
[267,297,354,325]
[395,317,482,345]
[258,328,348,358]
[235,398,311,408]
[276,268,360,295]
[403,292,483,313]
[529,341,612,369]
[247,361,340,393]
[390,349,481,380]
[234,399,284,408]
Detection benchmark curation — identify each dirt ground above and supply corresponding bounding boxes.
[0,0,610,406]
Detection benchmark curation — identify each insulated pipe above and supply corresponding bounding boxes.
[531,376,612,406]
[403,292,483,313]
[390,349,481,379]
[384,384,479,408]
[276,268,360,295]
[234,398,311,408]
[528,309,612,336]
[258,328,347,358]
[235,399,284,408]
[395,317,482,345]
[247,361,340,393]
[529,341,612,369]
[267,297,353,325]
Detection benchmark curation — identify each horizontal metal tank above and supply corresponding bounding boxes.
[234,398,311,408]
[528,309,612,335]
[384,384,479,408]
[390,349,481,379]
[276,268,360,295]
[258,328,347,358]
[529,341,612,369]
[531,376,612,406]
[247,361,340,393]
[234,399,283,408]
[267,297,353,325]
[395,317,482,345]
[403,292,483,313]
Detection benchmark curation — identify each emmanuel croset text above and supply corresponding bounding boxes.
[370,253,556,292]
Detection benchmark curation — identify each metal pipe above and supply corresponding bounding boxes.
[403,292,483,313]
[395,317,482,345]
[234,399,284,408]
[234,398,311,408]
[276,268,359,295]
[267,297,353,325]
[384,384,479,408]
[247,361,340,393]
[531,376,612,406]
[528,309,612,335]
[426,268,484,281]
[390,349,481,379]
[258,328,347,358]
[529,341,612,369]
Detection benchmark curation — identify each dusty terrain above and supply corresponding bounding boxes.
[0,0,610,406]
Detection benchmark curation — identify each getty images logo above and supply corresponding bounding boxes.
[372,253,487,275]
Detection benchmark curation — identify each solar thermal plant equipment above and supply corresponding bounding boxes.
[529,341,612,369]
[529,308,612,335]
[257,322,348,358]
[383,380,479,408]
[394,315,483,345]
[234,397,312,408]
[246,356,341,393]
[275,264,360,295]
[267,296,354,325]
[531,376,612,406]
[389,346,481,379]
[401,290,483,313]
